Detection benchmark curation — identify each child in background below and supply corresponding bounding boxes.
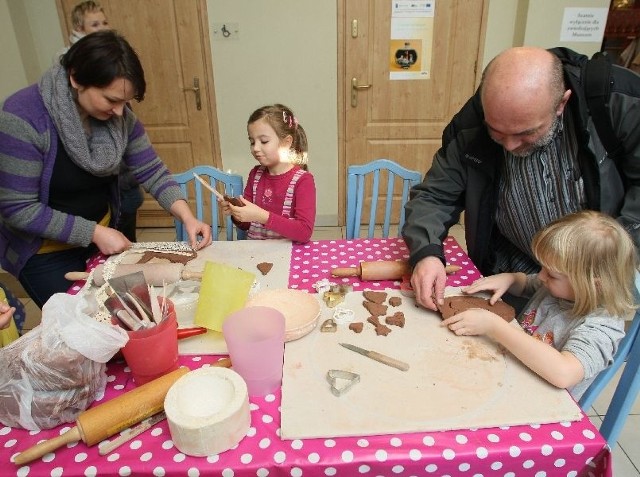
[54,1,109,62]
[223,104,316,242]
[441,210,636,400]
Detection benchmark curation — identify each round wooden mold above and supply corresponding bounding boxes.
[245,289,321,341]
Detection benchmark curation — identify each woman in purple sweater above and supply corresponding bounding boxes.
[0,31,211,308]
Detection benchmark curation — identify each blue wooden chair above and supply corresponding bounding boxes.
[578,273,640,447]
[172,165,246,241]
[346,159,422,239]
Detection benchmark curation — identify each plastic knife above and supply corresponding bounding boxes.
[339,342,410,371]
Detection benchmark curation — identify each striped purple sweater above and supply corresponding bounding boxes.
[0,83,184,276]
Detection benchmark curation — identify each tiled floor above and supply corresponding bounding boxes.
[5,224,639,475]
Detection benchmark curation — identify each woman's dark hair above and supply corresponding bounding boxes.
[61,30,146,101]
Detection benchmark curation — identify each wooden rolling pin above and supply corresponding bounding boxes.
[12,359,231,466]
[331,260,460,281]
[65,263,203,286]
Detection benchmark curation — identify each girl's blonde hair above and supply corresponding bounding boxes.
[71,1,104,31]
[248,104,308,169]
[531,210,637,318]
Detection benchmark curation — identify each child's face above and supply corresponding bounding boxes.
[247,118,292,168]
[80,11,109,34]
[537,267,575,301]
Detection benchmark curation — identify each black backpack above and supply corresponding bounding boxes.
[584,51,625,160]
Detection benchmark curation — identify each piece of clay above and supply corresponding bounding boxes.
[385,312,405,328]
[363,301,387,316]
[362,291,387,304]
[256,262,273,275]
[388,296,402,307]
[224,195,245,207]
[437,295,515,322]
[348,322,364,333]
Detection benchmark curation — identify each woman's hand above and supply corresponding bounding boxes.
[92,224,132,255]
[228,197,269,224]
[170,200,212,249]
[182,217,212,250]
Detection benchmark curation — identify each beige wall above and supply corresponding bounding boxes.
[0,0,28,99]
[0,0,612,226]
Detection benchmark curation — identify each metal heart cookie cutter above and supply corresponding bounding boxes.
[326,369,360,397]
[320,318,337,332]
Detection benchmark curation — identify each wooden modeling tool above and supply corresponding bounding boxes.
[98,411,167,455]
[192,172,225,201]
[331,260,461,281]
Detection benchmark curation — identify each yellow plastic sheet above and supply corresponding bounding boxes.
[194,261,255,332]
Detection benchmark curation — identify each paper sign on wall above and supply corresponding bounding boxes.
[389,0,435,80]
[560,8,608,43]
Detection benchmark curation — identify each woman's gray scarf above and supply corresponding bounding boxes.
[39,63,126,177]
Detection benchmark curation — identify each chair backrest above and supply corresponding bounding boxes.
[578,272,640,447]
[172,165,246,241]
[346,159,422,239]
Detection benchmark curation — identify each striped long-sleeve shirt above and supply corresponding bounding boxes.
[0,83,184,276]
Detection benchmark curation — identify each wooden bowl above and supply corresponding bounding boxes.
[245,289,321,341]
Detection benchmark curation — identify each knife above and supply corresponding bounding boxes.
[98,411,167,455]
[339,343,410,371]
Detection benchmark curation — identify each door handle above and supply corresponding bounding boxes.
[351,77,372,107]
[183,77,201,110]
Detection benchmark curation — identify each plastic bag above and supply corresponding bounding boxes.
[0,293,129,430]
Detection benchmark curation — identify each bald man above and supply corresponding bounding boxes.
[402,46,640,311]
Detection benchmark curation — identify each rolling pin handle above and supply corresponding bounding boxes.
[181,270,203,281]
[330,267,361,278]
[65,271,90,281]
[12,426,82,466]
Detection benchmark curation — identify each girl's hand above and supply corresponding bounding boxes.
[229,197,269,224]
[0,302,15,329]
[462,273,516,304]
[218,197,232,216]
[441,308,501,336]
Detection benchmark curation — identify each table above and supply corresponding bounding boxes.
[1,237,612,476]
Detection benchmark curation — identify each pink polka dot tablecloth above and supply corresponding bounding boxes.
[288,236,479,292]
[1,238,612,476]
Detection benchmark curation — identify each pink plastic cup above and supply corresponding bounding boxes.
[222,306,286,396]
[121,298,179,385]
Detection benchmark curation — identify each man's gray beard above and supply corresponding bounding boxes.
[509,115,562,158]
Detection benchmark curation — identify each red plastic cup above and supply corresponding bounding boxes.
[120,298,179,385]
[222,306,285,396]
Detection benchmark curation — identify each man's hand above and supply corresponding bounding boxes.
[411,256,446,311]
